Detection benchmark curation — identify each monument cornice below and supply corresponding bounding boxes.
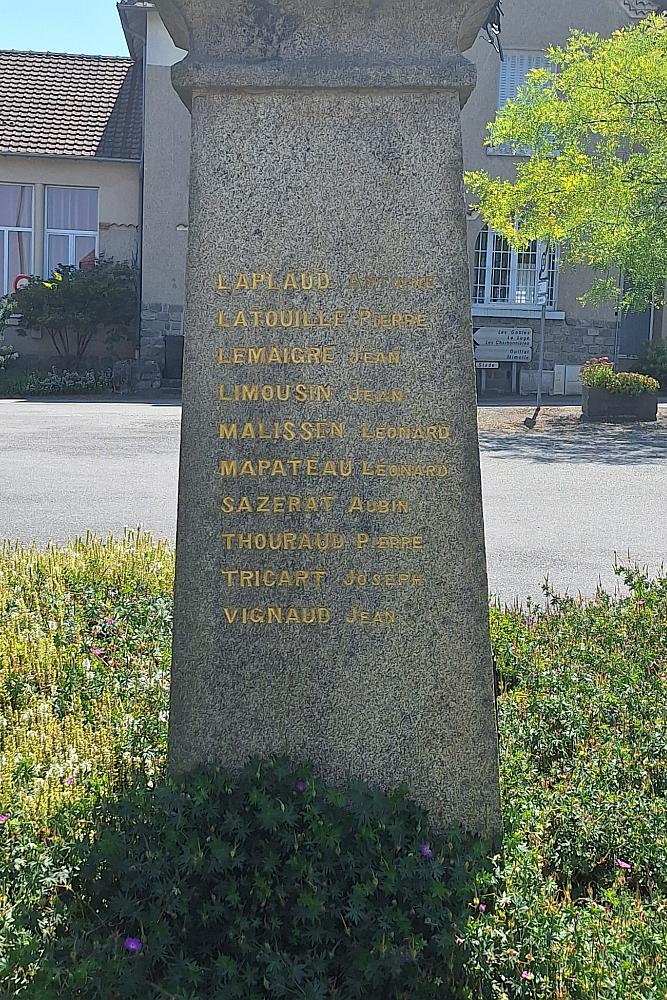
[155,0,495,102]
[172,53,477,102]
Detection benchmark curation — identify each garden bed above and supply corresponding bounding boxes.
[0,534,665,998]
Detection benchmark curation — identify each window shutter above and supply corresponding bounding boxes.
[497,52,547,110]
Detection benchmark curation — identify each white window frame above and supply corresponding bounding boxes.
[473,225,561,315]
[489,50,548,157]
[0,183,34,297]
[44,186,99,276]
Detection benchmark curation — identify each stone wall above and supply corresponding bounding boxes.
[140,302,184,368]
[473,316,617,369]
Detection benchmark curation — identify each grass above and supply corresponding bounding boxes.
[0,533,665,998]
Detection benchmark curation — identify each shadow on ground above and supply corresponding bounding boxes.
[479,421,667,465]
[12,763,494,998]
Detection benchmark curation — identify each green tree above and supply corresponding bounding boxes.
[0,259,137,369]
[465,14,667,311]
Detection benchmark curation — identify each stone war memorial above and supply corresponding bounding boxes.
[157,0,502,834]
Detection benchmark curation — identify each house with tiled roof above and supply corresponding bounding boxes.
[2,0,666,380]
[124,0,666,390]
[0,47,142,365]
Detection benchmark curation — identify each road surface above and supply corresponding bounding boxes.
[1,398,664,603]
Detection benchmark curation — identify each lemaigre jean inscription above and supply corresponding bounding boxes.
[213,265,449,628]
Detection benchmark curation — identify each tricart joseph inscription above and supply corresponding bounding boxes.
[159,0,502,833]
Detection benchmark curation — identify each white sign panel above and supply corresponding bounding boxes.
[474,345,533,363]
[475,362,499,369]
[474,327,533,347]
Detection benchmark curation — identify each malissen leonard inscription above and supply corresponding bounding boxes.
[214,267,448,628]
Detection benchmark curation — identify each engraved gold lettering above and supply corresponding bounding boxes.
[342,571,425,588]
[349,348,401,365]
[360,423,450,441]
[218,346,337,366]
[359,462,448,478]
[348,386,404,403]
[219,384,332,403]
[222,568,326,588]
[218,310,344,330]
[219,422,344,441]
[346,497,410,514]
[219,459,353,479]
[357,309,428,329]
[345,607,397,625]
[355,534,422,551]
[222,606,332,625]
[221,532,345,551]
[220,495,335,514]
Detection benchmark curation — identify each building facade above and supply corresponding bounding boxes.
[462,0,665,394]
[2,0,665,385]
[0,49,142,367]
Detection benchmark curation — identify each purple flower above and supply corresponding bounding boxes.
[616,858,632,870]
[294,779,307,794]
[478,903,487,913]
[91,647,105,658]
[123,937,143,953]
[0,814,9,825]
[419,842,434,859]
[521,971,532,980]
[64,777,74,787]
[636,600,646,607]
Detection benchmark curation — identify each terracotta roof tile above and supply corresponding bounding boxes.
[0,50,142,160]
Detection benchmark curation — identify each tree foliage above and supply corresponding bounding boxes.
[0,259,137,368]
[465,14,667,311]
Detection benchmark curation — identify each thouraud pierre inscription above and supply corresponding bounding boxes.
[158,0,502,833]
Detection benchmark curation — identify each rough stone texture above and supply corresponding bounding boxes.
[111,359,134,394]
[140,303,185,373]
[161,0,501,834]
[111,359,163,393]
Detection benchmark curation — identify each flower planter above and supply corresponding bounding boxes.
[582,385,658,422]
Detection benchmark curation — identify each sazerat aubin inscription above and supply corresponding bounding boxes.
[215,267,449,627]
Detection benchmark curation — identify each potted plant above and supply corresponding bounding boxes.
[580,357,659,422]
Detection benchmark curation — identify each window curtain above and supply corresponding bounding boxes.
[46,188,98,232]
[0,184,32,229]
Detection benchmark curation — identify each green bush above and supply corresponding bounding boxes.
[637,339,667,389]
[0,259,137,370]
[580,358,660,395]
[21,367,112,395]
[26,761,490,1000]
[0,535,665,999]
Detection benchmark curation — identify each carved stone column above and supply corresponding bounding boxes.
[159,0,502,833]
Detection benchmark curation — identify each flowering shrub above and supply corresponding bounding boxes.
[0,535,665,999]
[580,357,659,395]
[22,367,112,395]
[33,761,489,999]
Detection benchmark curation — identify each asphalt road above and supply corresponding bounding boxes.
[1,398,665,604]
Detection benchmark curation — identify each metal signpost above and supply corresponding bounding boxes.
[473,328,533,394]
[524,250,550,428]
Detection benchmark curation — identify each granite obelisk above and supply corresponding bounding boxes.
[159,0,502,832]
